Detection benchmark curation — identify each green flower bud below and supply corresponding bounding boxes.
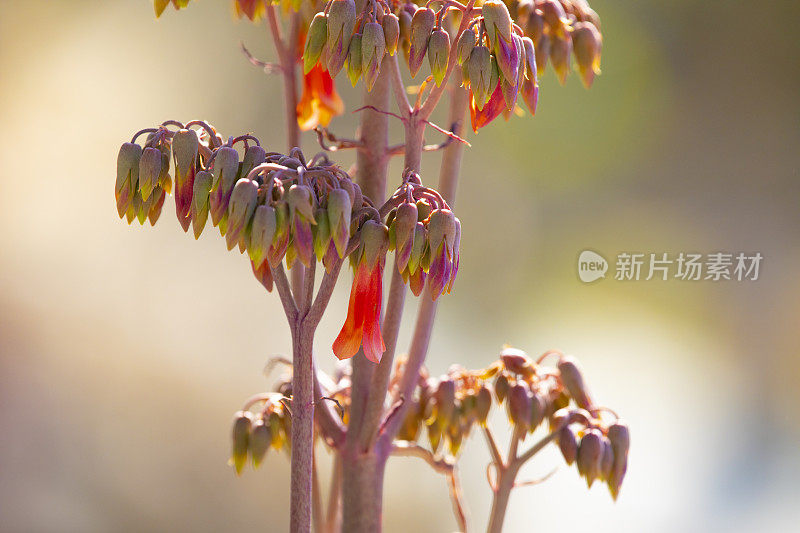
[138,147,161,202]
[147,187,166,225]
[393,202,418,273]
[382,13,400,56]
[427,418,443,453]
[408,7,435,77]
[211,146,240,192]
[482,1,513,48]
[407,222,427,275]
[172,128,199,180]
[249,419,272,468]
[446,422,463,456]
[346,34,363,87]
[326,0,356,77]
[434,378,456,426]
[427,28,450,87]
[536,34,550,76]
[456,28,476,65]
[361,219,389,267]
[191,170,213,239]
[467,45,492,110]
[362,22,386,91]
[231,411,253,475]
[313,208,331,260]
[248,204,277,269]
[286,184,316,222]
[327,188,352,257]
[303,13,328,74]
[427,209,456,254]
[115,142,142,218]
[226,178,259,251]
[239,145,267,181]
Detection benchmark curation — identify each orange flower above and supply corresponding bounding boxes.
[333,260,385,363]
[469,81,506,133]
[297,65,344,131]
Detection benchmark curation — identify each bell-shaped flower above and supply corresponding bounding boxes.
[297,65,344,131]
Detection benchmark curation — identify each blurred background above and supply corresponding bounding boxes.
[1,1,798,531]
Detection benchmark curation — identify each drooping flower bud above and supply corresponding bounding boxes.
[577,428,603,487]
[408,7,435,77]
[313,208,331,260]
[303,13,328,74]
[550,35,572,85]
[600,434,614,481]
[239,145,267,181]
[248,204,277,270]
[382,13,400,56]
[426,208,458,299]
[529,392,545,431]
[427,28,450,87]
[209,146,240,229]
[558,425,578,464]
[249,419,272,468]
[495,373,510,403]
[231,411,253,475]
[507,383,532,431]
[482,1,513,49]
[475,384,493,425]
[251,258,274,292]
[268,202,290,265]
[326,0,356,77]
[172,128,199,231]
[286,184,316,268]
[456,28,476,65]
[362,22,386,91]
[572,21,602,88]
[391,202,418,272]
[434,377,456,427]
[115,142,142,218]
[607,421,630,499]
[467,46,492,110]
[557,356,593,409]
[346,34,363,87]
[225,178,259,251]
[138,147,161,202]
[540,0,568,38]
[191,170,213,239]
[147,187,166,225]
[500,346,536,379]
[327,188,352,257]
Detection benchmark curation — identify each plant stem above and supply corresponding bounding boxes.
[342,60,392,533]
[290,322,315,533]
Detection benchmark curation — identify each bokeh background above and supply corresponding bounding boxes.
[1,1,798,531]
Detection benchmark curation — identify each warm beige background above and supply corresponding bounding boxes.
[1,1,798,531]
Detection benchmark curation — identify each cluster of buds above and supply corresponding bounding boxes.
[512,0,603,87]
[491,347,629,498]
[456,0,540,131]
[153,0,279,21]
[115,120,367,292]
[303,0,401,90]
[384,172,461,299]
[230,393,292,475]
[395,360,494,457]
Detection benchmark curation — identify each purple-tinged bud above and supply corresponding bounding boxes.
[427,28,450,87]
[495,373,510,403]
[408,7,435,77]
[529,392,545,431]
[286,184,316,222]
[557,356,593,410]
[466,45,492,110]
[382,13,400,56]
[361,220,389,267]
[500,347,535,378]
[398,8,412,47]
[408,267,426,296]
[326,0,356,77]
[209,147,240,227]
[524,10,544,44]
[147,187,166,226]
[456,28,476,65]
[346,34,363,87]
[231,411,253,475]
[521,36,538,82]
[550,35,572,85]
[248,205,277,269]
[600,435,614,481]
[313,208,331,260]
[115,142,142,218]
[607,421,630,499]
[482,1,513,49]
[494,27,520,84]
[435,378,456,426]
[407,222,427,275]
[138,147,161,202]
[268,410,285,451]
[362,22,386,91]
[239,145,267,180]
[535,34,550,75]
[520,78,539,116]
[191,170,213,239]
[135,191,152,225]
[226,178,259,251]
[268,202,290,265]
[125,191,138,224]
[501,76,519,111]
[251,259,274,292]
[475,384,493,425]
[393,202,418,273]
[303,13,328,74]
[172,129,199,229]
[577,428,603,487]
[250,419,272,468]
[427,209,456,255]
[157,148,172,194]
[540,0,568,38]
[558,425,578,464]
[327,189,352,257]
[572,21,602,88]
[507,383,532,431]
[427,419,443,453]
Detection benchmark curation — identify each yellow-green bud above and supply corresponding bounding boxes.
[326,0,356,77]
[408,7,435,77]
[467,45,492,110]
[427,28,450,87]
[115,142,142,218]
[382,13,400,56]
[362,22,386,91]
[138,147,161,202]
[191,170,213,239]
[249,419,272,468]
[346,34,363,87]
[231,411,253,475]
[303,13,328,74]
[482,1,513,48]
[456,28,476,65]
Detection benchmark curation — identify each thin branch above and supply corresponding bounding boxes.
[313,363,346,447]
[424,119,471,146]
[270,262,299,325]
[240,41,282,74]
[513,417,570,467]
[388,52,412,117]
[353,105,407,123]
[483,425,504,468]
[447,469,469,533]
[314,127,364,152]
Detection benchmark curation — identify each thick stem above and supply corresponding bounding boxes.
[342,62,392,533]
[290,324,315,533]
[486,465,518,533]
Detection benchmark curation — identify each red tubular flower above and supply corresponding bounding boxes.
[333,221,388,363]
[297,65,344,131]
[469,81,505,132]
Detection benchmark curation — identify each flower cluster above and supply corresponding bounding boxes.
[384,172,461,299]
[115,120,366,292]
[230,393,292,475]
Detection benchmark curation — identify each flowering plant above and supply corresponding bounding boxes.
[116,1,623,531]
